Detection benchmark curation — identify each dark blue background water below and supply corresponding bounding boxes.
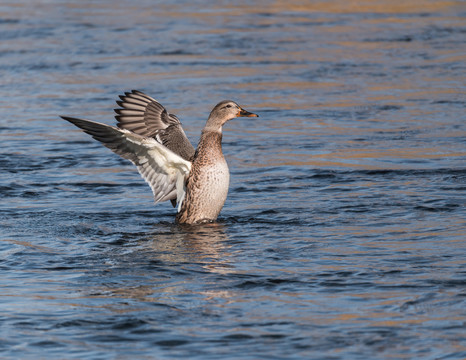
[1,1,465,359]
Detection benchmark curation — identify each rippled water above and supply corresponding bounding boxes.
[1,1,465,359]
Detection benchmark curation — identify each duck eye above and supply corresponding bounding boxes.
[226,104,232,108]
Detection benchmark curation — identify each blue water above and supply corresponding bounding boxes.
[1,1,465,359]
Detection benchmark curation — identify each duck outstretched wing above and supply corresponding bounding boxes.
[61,116,191,208]
[114,90,195,161]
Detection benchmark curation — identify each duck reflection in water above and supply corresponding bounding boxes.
[147,222,234,275]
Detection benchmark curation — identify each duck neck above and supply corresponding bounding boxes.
[195,130,223,160]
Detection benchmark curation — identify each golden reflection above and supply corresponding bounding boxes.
[232,80,343,90]
[63,0,462,17]
[4,239,61,254]
[262,1,461,14]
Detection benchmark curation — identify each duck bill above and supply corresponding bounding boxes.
[238,108,259,117]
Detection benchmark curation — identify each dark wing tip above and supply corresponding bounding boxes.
[60,115,78,123]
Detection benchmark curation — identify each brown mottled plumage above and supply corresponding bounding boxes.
[60,90,258,225]
[176,131,228,224]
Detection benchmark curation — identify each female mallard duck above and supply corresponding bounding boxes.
[61,90,258,225]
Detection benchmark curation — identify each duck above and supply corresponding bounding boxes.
[60,90,258,225]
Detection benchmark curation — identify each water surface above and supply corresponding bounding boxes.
[1,1,465,359]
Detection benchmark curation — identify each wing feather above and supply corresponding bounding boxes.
[61,116,191,208]
[114,90,195,161]
[115,90,178,137]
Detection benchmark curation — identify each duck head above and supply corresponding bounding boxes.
[205,100,258,132]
